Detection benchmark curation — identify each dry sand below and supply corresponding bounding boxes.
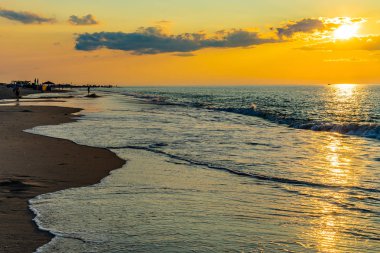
[0,106,125,252]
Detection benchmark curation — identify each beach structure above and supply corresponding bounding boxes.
[42,81,55,85]
[41,81,55,92]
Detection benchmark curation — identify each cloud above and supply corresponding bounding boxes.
[75,26,278,55]
[324,58,369,63]
[276,19,325,38]
[173,52,196,57]
[69,14,98,26]
[0,8,55,24]
[275,17,365,38]
[155,20,172,25]
[301,36,380,51]
[275,18,338,38]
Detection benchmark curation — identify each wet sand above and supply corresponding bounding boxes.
[0,106,125,252]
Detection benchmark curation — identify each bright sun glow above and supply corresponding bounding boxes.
[333,84,357,97]
[333,24,360,40]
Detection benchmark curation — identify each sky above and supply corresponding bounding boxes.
[1,0,380,85]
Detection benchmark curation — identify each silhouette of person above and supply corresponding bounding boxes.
[14,86,21,101]
[87,86,90,95]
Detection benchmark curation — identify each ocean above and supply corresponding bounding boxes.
[26,85,379,252]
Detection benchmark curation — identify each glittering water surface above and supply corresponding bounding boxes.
[26,86,379,253]
[119,85,380,139]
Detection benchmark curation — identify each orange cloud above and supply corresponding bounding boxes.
[301,36,380,51]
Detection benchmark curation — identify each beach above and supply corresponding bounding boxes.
[2,1,380,251]
[0,86,378,252]
[26,87,379,252]
[0,105,125,252]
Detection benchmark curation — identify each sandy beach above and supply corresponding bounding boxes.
[1,1,379,251]
[0,105,125,252]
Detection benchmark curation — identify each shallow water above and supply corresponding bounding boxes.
[26,86,380,252]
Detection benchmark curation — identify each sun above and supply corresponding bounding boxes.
[333,24,359,40]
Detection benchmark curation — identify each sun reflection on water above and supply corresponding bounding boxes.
[303,134,364,253]
[324,136,354,186]
[313,201,345,253]
[324,84,366,124]
[333,84,357,98]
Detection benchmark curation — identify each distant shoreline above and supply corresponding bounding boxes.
[0,105,125,252]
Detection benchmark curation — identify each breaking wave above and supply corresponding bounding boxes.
[215,107,380,140]
[122,91,380,140]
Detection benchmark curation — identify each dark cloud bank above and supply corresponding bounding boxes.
[0,8,54,24]
[75,18,380,55]
[75,27,277,55]
[74,18,339,55]
[69,14,98,25]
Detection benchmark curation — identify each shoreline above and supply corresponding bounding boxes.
[0,105,125,253]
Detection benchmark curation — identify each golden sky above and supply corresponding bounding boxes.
[1,0,380,85]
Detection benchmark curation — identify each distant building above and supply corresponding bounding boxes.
[11,80,31,86]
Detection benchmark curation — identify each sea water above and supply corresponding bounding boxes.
[26,85,379,252]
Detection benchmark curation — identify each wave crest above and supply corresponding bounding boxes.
[122,92,380,140]
[216,107,380,140]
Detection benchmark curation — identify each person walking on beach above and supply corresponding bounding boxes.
[14,86,21,101]
[87,86,91,95]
